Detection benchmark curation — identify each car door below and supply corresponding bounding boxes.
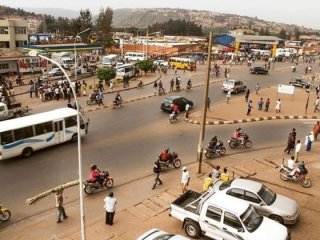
[222,211,247,240]
[244,191,269,216]
[200,205,227,240]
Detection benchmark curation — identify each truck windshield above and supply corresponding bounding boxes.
[240,206,263,232]
[257,185,276,205]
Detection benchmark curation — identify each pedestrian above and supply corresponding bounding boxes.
[275,99,281,113]
[185,102,190,118]
[55,188,68,223]
[98,89,104,106]
[158,80,165,94]
[245,89,250,102]
[314,96,320,112]
[170,78,174,92]
[207,97,211,111]
[153,81,158,95]
[83,80,87,96]
[211,165,220,179]
[258,97,264,110]
[152,159,162,190]
[295,140,301,161]
[265,98,270,112]
[316,85,320,95]
[255,83,260,94]
[104,192,117,225]
[109,79,113,93]
[247,100,253,115]
[224,68,228,78]
[284,132,294,154]
[181,166,190,194]
[313,121,320,140]
[220,167,230,184]
[29,80,34,98]
[305,132,314,151]
[203,173,214,192]
[226,90,231,103]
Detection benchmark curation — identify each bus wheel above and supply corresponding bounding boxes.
[71,134,78,142]
[22,147,33,158]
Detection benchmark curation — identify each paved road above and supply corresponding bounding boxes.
[0,60,317,222]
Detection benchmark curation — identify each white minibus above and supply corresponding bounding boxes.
[0,108,88,160]
[124,52,146,61]
[115,63,135,80]
[102,54,118,66]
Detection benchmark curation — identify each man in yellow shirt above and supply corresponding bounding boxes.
[220,167,230,183]
[203,173,214,191]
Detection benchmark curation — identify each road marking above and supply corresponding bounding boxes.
[298,119,320,125]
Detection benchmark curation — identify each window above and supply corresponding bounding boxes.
[15,27,27,34]
[65,116,77,128]
[244,191,261,204]
[0,106,5,111]
[206,206,222,222]
[227,188,245,199]
[0,27,8,34]
[1,131,13,145]
[16,41,27,47]
[35,122,53,135]
[14,126,34,141]
[0,41,10,48]
[0,64,9,70]
[224,212,242,229]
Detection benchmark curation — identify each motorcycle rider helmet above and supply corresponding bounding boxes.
[90,164,97,170]
[165,147,170,153]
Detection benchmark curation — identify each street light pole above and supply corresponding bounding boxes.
[197,31,213,174]
[74,28,91,79]
[29,50,87,240]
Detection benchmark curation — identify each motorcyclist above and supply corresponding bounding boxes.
[290,161,307,179]
[208,136,218,150]
[233,128,243,144]
[170,103,179,120]
[159,147,173,163]
[137,78,143,87]
[291,65,296,72]
[187,79,192,89]
[89,164,104,186]
[114,91,122,105]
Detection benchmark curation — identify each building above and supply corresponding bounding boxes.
[0,19,28,50]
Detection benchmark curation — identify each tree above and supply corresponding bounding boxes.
[135,60,154,75]
[279,29,287,40]
[95,7,114,50]
[79,9,93,43]
[97,66,116,85]
[294,27,300,40]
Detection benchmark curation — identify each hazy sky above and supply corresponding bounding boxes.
[1,0,319,29]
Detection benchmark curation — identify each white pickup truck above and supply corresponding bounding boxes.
[169,190,291,240]
[0,102,29,121]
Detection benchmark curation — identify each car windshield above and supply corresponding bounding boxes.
[224,80,234,86]
[153,233,176,240]
[240,206,263,233]
[257,185,276,205]
[164,98,173,104]
[219,180,233,190]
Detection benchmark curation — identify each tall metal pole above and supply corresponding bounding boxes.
[74,28,91,79]
[197,31,213,174]
[305,75,315,114]
[28,50,86,240]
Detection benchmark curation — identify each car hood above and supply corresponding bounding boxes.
[252,217,288,240]
[271,194,298,216]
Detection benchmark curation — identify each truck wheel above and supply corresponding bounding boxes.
[22,147,33,158]
[184,221,201,238]
[71,134,78,142]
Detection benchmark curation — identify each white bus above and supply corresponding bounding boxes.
[115,63,135,80]
[102,54,118,66]
[124,52,146,61]
[0,108,89,160]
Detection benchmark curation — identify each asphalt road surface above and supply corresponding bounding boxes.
[0,60,317,222]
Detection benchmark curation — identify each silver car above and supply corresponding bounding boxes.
[213,179,298,225]
[137,228,190,240]
[222,79,246,93]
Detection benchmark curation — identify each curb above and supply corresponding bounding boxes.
[183,115,320,125]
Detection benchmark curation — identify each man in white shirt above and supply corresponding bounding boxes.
[181,166,190,194]
[295,140,301,161]
[287,156,295,170]
[104,192,117,225]
[185,103,190,118]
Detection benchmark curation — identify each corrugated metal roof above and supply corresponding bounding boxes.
[230,34,283,42]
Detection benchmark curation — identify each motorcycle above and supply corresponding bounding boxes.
[0,205,11,222]
[205,140,226,159]
[175,85,181,92]
[186,84,192,92]
[291,66,296,72]
[169,112,179,123]
[83,170,114,195]
[137,80,143,88]
[228,132,252,148]
[279,164,311,188]
[87,94,99,105]
[158,152,181,171]
[112,99,123,109]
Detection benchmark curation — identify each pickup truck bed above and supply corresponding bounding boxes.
[172,190,202,214]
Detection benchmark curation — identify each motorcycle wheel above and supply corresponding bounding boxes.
[301,178,311,188]
[279,170,288,181]
[0,209,11,222]
[205,151,213,159]
[244,140,252,148]
[173,159,181,168]
[229,141,237,148]
[87,100,93,105]
[219,147,226,155]
[84,185,94,195]
[106,178,114,189]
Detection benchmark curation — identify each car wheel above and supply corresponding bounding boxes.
[22,147,33,158]
[235,89,238,94]
[269,215,284,225]
[184,221,201,238]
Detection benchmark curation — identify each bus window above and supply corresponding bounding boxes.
[65,116,77,128]
[14,126,34,141]
[35,122,53,135]
[1,131,13,145]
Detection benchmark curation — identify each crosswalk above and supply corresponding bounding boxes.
[298,119,320,125]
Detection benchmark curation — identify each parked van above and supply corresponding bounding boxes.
[115,63,135,80]
[102,54,118,66]
[124,52,146,61]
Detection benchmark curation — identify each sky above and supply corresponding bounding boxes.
[1,0,319,29]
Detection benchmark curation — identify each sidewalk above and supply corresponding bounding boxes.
[1,144,319,240]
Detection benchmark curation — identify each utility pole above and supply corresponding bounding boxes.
[197,31,213,174]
